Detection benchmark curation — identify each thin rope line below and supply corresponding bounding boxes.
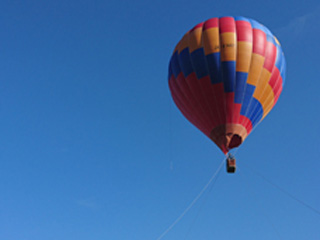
[182,165,223,240]
[242,163,320,216]
[155,157,226,240]
[238,166,282,239]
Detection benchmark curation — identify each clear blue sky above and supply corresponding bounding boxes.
[0,0,319,239]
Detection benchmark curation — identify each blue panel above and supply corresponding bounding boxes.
[274,45,282,70]
[279,53,286,86]
[178,48,193,77]
[249,19,274,41]
[250,19,265,32]
[234,16,250,22]
[234,72,248,103]
[251,107,263,127]
[170,51,181,78]
[190,48,208,79]
[206,52,222,84]
[221,61,236,92]
[266,34,276,44]
[240,84,255,115]
[245,98,263,127]
[273,44,286,87]
[263,26,273,38]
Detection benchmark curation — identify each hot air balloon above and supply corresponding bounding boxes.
[168,16,286,172]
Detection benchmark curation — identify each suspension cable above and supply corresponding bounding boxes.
[237,166,282,239]
[242,163,320,216]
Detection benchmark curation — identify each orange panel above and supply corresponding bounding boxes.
[220,32,236,61]
[203,27,220,55]
[177,33,189,53]
[253,69,273,113]
[236,41,252,72]
[246,53,265,86]
[188,28,203,53]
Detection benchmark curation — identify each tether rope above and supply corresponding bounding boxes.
[155,157,226,240]
[182,163,223,240]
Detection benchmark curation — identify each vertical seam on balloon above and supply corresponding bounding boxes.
[219,18,237,124]
[231,17,237,124]
[169,56,211,135]
[175,33,213,134]
[185,28,216,133]
[169,76,210,135]
[218,18,228,127]
[217,19,227,127]
[274,54,286,103]
[260,69,280,119]
[235,19,253,128]
[200,19,223,129]
[239,25,267,132]
[261,48,286,118]
[250,39,277,125]
[171,88,208,136]
[195,24,219,128]
[203,17,228,129]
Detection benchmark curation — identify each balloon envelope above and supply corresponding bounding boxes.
[168,16,286,154]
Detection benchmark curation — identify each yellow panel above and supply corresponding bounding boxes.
[262,111,270,120]
[263,95,274,117]
[262,105,273,120]
[177,33,189,53]
[246,53,265,86]
[261,90,275,119]
[236,41,252,72]
[253,69,271,98]
[274,36,281,46]
[188,28,203,53]
[258,85,273,113]
[253,69,273,112]
[203,27,220,55]
[220,32,236,61]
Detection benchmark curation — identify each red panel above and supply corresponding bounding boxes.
[171,85,209,137]
[274,75,283,97]
[186,73,215,131]
[269,68,280,89]
[239,115,253,134]
[190,22,204,32]
[232,103,242,123]
[252,29,266,56]
[203,18,219,30]
[235,20,252,42]
[263,41,277,72]
[169,75,210,136]
[172,94,208,137]
[273,82,283,106]
[269,67,280,97]
[225,92,234,123]
[219,17,236,33]
[211,83,226,125]
[198,76,220,128]
[177,73,210,129]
